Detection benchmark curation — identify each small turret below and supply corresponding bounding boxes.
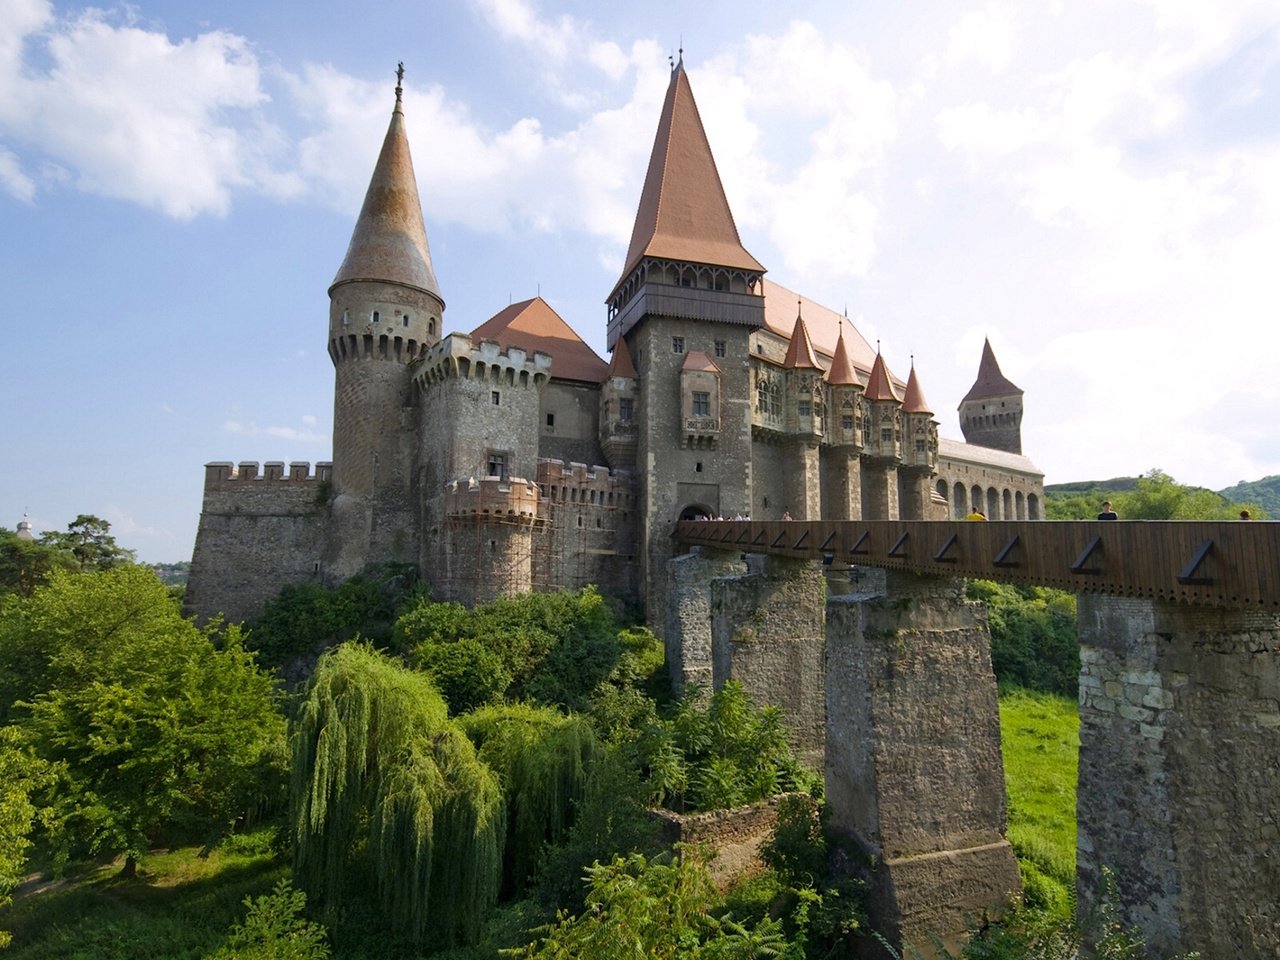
[863,347,902,462]
[825,323,863,452]
[900,360,938,472]
[959,339,1023,454]
[783,304,824,440]
[600,338,639,469]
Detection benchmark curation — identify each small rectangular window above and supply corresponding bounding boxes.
[916,439,926,453]
[841,416,853,430]
[798,400,811,417]
[487,453,506,477]
[672,336,685,353]
[619,397,634,422]
[491,391,500,405]
[546,413,555,427]
[693,391,710,416]
[881,428,892,442]
[714,340,726,357]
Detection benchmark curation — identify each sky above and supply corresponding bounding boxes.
[3,0,1280,562]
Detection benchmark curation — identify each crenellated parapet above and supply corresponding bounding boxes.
[203,461,333,488]
[536,459,635,508]
[444,474,541,521]
[413,333,552,391]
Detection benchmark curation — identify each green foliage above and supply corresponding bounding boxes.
[0,565,286,873]
[967,581,1078,696]
[0,727,51,950]
[37,515,135,572]
[248,564,420,669]
[290,643,504,948]
[397,588,627,713]
[640,682,816,813]
[1046,469,1264,521]
[1217,474,1280,517]
[458,704,601,890]
[0,529,75,599]
[208,879,330,960]
[511,850,789,960]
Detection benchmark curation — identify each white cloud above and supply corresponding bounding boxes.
[222,418,325,443]
[947,3,1018,74]
[104,504,168,540]
[0,146,35,201]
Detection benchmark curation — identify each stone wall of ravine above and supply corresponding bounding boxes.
[650,794,798,887]
[633,319,754,632]
[710,556,826,765]
[665,549,747,691]
[539,380,606,468]
[187,462,330,624]
[1076,595,1280,960]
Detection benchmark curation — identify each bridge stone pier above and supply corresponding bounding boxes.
[1077,595,1280,959]
[665,547,748,692]
[825,571,1021,958]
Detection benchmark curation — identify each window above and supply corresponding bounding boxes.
[491,391,500,405]
[695,462,703,473]
[619,397,634,421]
[546,413,555,427]
[429,319,435,334]
[372,310,380,324]
[672,336,685,353]
[915,439,926,453]
[842,415,853,430]
[881,428,892,442]
[692,391,710,416]
[403,315,410,327]
[714,340,726,358]
[756,343,763,355]
[798,400,811,417]
[487,452,506,477]
[342,310,350,326]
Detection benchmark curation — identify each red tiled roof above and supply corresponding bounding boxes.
[864,351,901,402]
[902,364,932,414]
[761,280,879,375]
[470,297,608,383]
[612,60,764,300]
[782,309,823,369]
[681,350,721,373]
[331,93,441,301]
[825,329,859,386]
[607,336,638,379]
[961,338,1023,403]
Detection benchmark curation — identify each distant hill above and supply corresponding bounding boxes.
[1044,478,1139,496]
[1217,476,1280,517]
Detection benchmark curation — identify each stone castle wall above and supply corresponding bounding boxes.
[534,460,638,597]
[186,461,330,624]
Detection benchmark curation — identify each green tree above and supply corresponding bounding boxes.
[2,565,285,876]
[38,514,135,571]
[0,727,50,950]
[0,528,75,599]
[209,879,331,960]
[290,643,504,947]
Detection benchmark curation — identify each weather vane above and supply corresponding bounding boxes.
[395,62,405,101]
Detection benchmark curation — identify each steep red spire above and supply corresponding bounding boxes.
[961,338,1022,403]
[608,336,638,379]
[864,349,901,402]
[612,59,764,299]
[825,325,860,385]
[782,305,822,370]
[902,362,932,414]
[331,80,441,301]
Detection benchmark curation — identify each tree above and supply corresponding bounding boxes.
[0,727,50,949]
[290,643,504,947]
[2,565,285,876]
[0,528,75,599]
[38,514,135,571]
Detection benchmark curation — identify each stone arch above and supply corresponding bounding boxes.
[1027,493,1040,519]
[679,502,714,522]
[1015,490,1025,520]
[953,482,968,518]
[971,484,983,515]
[986,487,1000,519]
[1003,489,1013,519]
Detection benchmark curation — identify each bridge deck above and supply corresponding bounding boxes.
[674,519,1280,609]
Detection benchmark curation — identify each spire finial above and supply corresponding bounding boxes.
[876,338,881,354]
[910,352,915,368]
[395,62,405,102]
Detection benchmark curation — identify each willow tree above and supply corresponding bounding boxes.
[459,703,600,888]
[291,643,503,947]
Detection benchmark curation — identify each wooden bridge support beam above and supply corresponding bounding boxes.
[825,571,1021,957]
[710,555,827,765]
[1077,595,1280,959]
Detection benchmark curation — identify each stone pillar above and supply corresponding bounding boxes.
[825,571,1020,957]
[861,460,900,520]
[829,448,862,521]
[710,556,826,765]
[665,547,748,694]
[784,442,821,520]
[1077,595,1280,959]
[898,467,932,521]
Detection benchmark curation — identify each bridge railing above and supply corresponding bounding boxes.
[674,519,1280,610]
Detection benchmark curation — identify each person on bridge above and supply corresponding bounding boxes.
[966,510,987,521]
[1097,501,1118,520]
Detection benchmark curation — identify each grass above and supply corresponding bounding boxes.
[4,830,286,960]
[999,687,1079,918]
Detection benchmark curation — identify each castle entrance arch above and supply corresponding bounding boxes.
[679,503,714,522]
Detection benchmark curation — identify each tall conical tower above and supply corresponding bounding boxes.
[326,67,443,577]
[607,54,766,626]
[959,339,1023,454]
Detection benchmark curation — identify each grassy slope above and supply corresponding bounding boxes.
[999,688,1079,917]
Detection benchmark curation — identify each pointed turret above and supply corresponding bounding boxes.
[783,306,822,370]
[826,326,860,386]
[607,336,639,379]
[901,360,938,476]
[331,75,442,301]
[606,57,766,350]
[863,350,901,403]
[959,339,1024,454]
[601,336,639,469]
[902,363,932,414]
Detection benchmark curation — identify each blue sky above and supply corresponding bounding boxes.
[3,0,1280,561]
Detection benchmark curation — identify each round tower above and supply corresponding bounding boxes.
[326,67,444,577]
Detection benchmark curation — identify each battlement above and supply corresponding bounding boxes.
[537,459,635,508]
[203,461,333,487]
[444,474,541,520]
[414,332,553,390]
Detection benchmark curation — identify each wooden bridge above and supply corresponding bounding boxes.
[675,518,1280,609]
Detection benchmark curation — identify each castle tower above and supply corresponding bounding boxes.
[824,325,865,520]
[862,348,903,519]
[326,69,444,577]
[600,337,639,470]
[959,339,1023,454]
[782,306,823,520]
[898,361,939,520]
[606,54,766,626]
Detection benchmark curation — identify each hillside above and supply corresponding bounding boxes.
[1217,475,1280,517]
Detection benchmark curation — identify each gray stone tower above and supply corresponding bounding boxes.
[959,339,1023,455]
[604,55,767,626]
[326,71,443,577]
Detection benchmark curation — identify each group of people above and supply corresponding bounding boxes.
[690,512,752,522]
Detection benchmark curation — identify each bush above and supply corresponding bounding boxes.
[208,879,330,960]
[967,581,1078,696]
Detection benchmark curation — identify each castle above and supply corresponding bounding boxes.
[186,60,1042,627]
